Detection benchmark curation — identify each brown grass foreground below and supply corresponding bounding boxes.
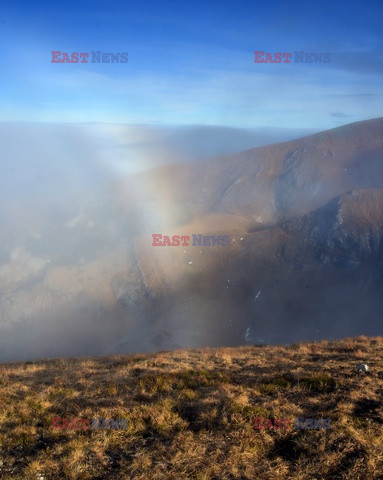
[0,336,382,480]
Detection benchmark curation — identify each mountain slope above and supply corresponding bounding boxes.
[1,336,382,479]
[127,117,383,229]
[1,118,383,360]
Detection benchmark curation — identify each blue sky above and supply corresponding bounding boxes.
[0,0,382,128]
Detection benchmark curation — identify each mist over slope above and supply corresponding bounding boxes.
[0,119,382,361]
[131,117,383,227]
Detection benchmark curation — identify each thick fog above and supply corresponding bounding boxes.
[1,121,379,362]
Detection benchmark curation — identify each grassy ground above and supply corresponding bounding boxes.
[0,336,382,479]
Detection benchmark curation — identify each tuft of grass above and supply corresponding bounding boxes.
[132,369,230,397]
[299,374,336,393]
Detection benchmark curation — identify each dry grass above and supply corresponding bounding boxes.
[0,336,382,479]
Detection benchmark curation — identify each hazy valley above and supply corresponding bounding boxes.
[0,119,382,361]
